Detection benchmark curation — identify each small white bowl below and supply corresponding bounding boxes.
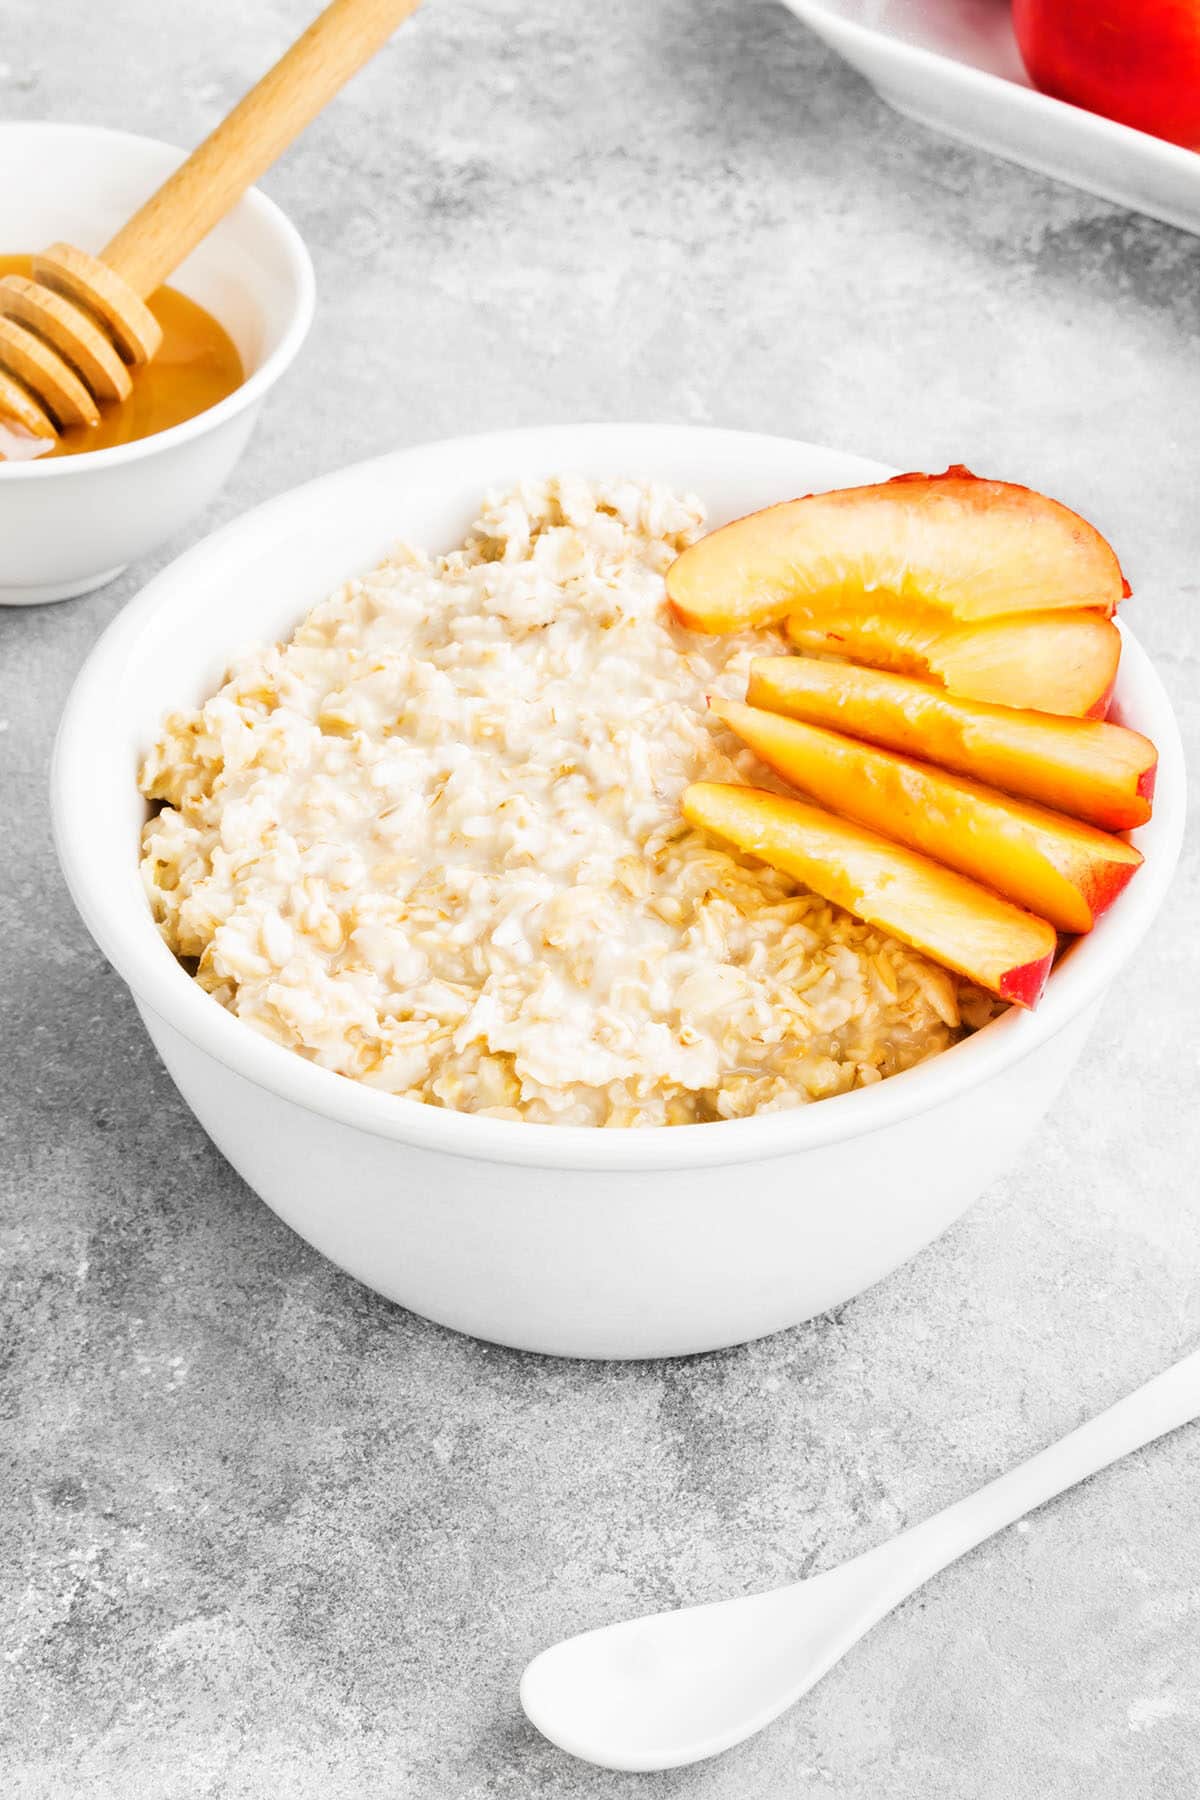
[0,123,314,605]
[51,425,1186,1358]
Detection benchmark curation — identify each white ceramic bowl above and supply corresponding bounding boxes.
[51,425,1186,1359]
[779,0,1200,239]
[0,123,314,605]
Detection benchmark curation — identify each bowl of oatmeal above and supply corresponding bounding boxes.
[52,425,1185,1357]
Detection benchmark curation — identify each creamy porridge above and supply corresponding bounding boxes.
[139,477,997,1126]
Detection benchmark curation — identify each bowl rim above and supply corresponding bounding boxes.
[50,423,1188,1172]
[0,121,316,481]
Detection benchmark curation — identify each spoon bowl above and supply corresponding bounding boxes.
[520,1574,876,1772]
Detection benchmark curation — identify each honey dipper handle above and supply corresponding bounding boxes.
[101,0,422,297]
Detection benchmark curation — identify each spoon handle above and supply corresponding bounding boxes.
[863,1344,1200,1611]
[102,0,422,298]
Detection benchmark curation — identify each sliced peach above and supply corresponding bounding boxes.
[712,698,1141,934]
[747,657,1156,830]
[683,782,1057,1007]
[783,607,1121,719]
[667,468,1127,634]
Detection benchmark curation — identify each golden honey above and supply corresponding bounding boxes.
[0,254,243,461]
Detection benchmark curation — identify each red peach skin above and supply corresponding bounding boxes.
[1014,0,1200,148]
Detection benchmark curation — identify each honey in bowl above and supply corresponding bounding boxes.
[0,254,244,462]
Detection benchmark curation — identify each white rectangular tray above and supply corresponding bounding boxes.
[781,0,1200,237]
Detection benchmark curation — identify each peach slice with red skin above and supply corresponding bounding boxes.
[667,467,1128,635]
[783,606,1121,719]
[712,698,1141,934]
[747,657,1156,831]
[683,782,1057,1007]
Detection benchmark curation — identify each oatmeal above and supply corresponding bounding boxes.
[139,477,996,1126]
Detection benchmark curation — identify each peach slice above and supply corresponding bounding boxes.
[667,468,1127,634]
[783,607,1121,719]
[683,782,1057,1007]
[712,698,1141,934]
[747,657,1156,830]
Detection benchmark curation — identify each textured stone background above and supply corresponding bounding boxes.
[2,1,1199,1794]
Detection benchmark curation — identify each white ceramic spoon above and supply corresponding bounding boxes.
[521,1346,1200,1771]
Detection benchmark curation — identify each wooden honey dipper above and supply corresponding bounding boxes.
[0,0,422,445]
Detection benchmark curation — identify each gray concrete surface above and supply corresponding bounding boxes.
[3,1,1199,1794]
